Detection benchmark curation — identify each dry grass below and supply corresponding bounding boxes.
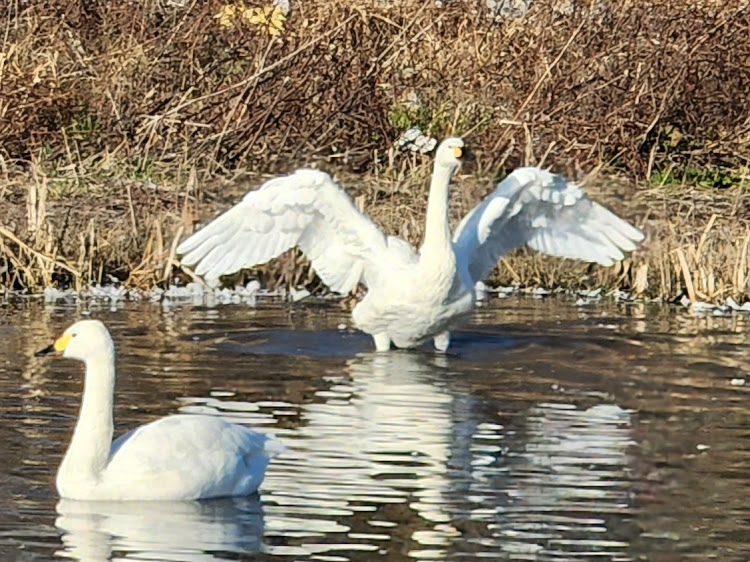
[1,0,749,299]
[3,161,748,302]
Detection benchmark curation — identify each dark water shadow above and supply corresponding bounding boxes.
[212,327,552,361]
[215,328,373,358]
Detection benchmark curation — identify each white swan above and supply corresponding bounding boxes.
[177,137,643,352]
[36,319,284,501]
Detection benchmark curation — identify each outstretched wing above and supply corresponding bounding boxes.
[177,169,389,292]
[453,167,644,284]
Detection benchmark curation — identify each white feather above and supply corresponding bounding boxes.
[453,167,644,282]
[177,169,390,293]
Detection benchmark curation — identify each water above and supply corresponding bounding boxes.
[2,295,750,561]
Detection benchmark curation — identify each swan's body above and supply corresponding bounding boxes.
[36,320,284,501]
[178,138,643,352]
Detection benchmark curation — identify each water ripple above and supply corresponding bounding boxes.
[3,298,750,560]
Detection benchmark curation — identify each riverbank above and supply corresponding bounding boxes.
[2,163,748,302]
[1,1,748,301]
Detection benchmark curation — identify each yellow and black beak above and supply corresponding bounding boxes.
[35,333,72,357]
[450,145,475,162]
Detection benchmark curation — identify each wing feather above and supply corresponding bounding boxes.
[177,169,390,292]
[453,167,644,283]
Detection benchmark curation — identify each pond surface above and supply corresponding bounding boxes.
[1,295,750,561]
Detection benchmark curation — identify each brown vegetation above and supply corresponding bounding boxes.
[0,0,748,299]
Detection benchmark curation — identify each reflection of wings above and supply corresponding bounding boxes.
[167,346,639,559]
[55,497,264,560]
[490,403,634,557]
[453,167,644,283]
[177,169,396,291]
[272,352,458,534]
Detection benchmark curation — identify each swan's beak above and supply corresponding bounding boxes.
[35,333,71,357]
[35,343,57,357]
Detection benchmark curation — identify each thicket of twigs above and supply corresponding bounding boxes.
[1,0,748,299]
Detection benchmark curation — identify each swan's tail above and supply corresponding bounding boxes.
[264,437,287,458]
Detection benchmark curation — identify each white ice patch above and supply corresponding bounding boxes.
[475,281,487,300]
[395,127,437,154]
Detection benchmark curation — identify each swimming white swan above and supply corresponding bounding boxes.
[36,320,284,501]
[177,137,643,352]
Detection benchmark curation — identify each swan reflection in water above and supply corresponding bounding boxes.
[55,495,264,561]
[476,402,637,557]
[265,350,638,559]
[169,340,639,560]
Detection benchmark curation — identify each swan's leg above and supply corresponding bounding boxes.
[433,331,451,352]
[372,333,392,352]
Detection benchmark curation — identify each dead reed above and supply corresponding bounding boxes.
[0,0,748,299]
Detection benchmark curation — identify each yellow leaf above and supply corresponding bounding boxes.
[215,4,237,27]
[215,3,247,27]
[243,5,286,36]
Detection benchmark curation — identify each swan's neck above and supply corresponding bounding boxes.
[420,162,457,260]
[59,350,115,482]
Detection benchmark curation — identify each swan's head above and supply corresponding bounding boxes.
[434,137,465,169]
[35,320,114,362]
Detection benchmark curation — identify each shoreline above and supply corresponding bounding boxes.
[5,276,750,319]
[2,168,748,303]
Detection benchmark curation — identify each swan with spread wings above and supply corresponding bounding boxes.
[177,138,643,352]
